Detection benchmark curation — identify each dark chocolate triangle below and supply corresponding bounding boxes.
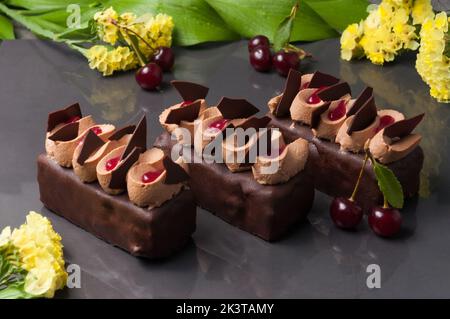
[384,113,425,138]
[274,68,302,117]
[165,100,201,125]
[108,125,136,141]
[217,97,259,120]
[347,96,377,134]
[77,130,105,165]
[317,82,351,102]
[347,87,373,117]
[171,81,209,102]
[48,122,79,142]
[47,103,82,132]
[109,147,142,190]
[121,116,147,160]
[237,116,271,131]
[163,156,189,185]
[308,71,339,88]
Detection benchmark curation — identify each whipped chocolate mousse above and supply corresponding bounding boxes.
[370,114,424,164]
[127,148,185,208]
[252,129,309,185]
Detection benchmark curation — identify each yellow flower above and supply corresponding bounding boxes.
[10,211,67,298]
[340,23,364,61]
[411,0,434,25]
[416,12,450,103]
[85,45,138,76]
[94,7,119,45]
[0,226,11,247]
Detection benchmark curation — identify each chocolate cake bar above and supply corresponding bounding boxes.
[37,154,196,258]
[154,132,315,241]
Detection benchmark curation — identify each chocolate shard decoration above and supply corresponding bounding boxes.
[122,116,147,160]
[165,100,201,125]
[47,103,81,132]
[236,116,271,131]
[48,122,79,142]
[171,80,209,102]
[347,95,377,134]
[77,130,105,165]
[311,102,331,128]
[317,82,351,102]
[274,68,302,117]
[217,97,259,119]
[108,125,136,141]
[308,71,340,88]
[163,156,189,185]
[347,87,373,117]
[109,147,142,189]
[384,113,425,139]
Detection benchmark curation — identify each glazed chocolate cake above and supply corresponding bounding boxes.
[38,104,196,258]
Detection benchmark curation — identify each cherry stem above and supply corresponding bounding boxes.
[111,20,154,52]
[123,29,146,67]
[350,152,369,201]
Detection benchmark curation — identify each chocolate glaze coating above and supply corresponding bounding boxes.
[267,113,423,211]
[37,154,196,259]
[154,132,315,241]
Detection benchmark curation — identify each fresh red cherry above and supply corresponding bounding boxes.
[91,126,102,135]
[375,115,395,133]
[368,206,402,237]
[105,156,120,172]
[272,50,300,77]
[135,62,162,90]
[307,86,327,104]
[248,35,270,52]
[181,100,194,107]
[330,197,363,229]
[249,46,272,72]
[152,47,174,72]
[328,100,347,121]
[301,82,310,89]
[141,170,163,184]
[65,116,80,124]
[208,118,228,131]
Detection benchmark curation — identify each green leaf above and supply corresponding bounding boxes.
[273,2,298,51]
[0,14,14,39]
[373,161,404,209]
[125,31,147,65]
[206,0,338,41]
[305,0,369,32]
[0,283,34,299]
[104,0,239,46]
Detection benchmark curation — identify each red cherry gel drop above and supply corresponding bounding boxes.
[65,116,80,124]
[91,126,102,135]
[141,170,163,184]
[375,115,395,133]
[105,156,120,172]
[208,118,228,131]
[181,100,193,107]
[307,86,327,104]
[301,81,310,89]
[328,100,347,121]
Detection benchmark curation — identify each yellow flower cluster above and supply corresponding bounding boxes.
[85,45,138,76]
[0,212,67,298]
[91,7,174,76]
[416,12,450,103]
[341,0,434,64]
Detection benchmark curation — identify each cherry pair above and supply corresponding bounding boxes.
[248,35,300,76]
[135,47,175,90]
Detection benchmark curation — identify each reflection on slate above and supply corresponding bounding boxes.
[0,39,449,298]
